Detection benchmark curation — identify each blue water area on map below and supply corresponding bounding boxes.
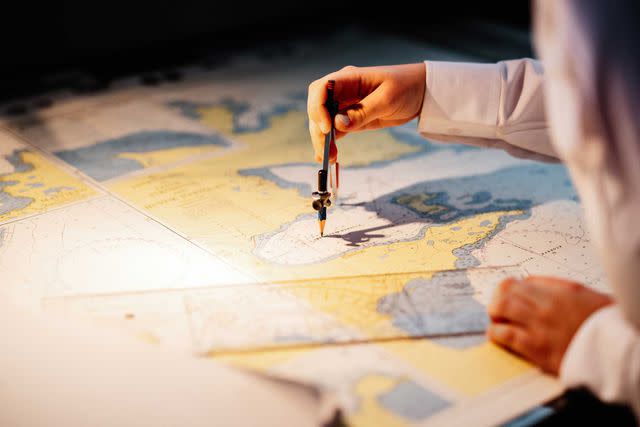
[43,186,74,195]
[54,130,230,181]
[169,94,306,134]
[0,150,36,217]
[377,380,451,421]
[465,190,492,205]
[504,406,555,427]
[388,164,574,224]
[432,334,486,349]
[377,270,488,337]
[0,183,30,217]
[5,150,33,173]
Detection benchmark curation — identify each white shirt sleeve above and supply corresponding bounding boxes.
[418,59,559,162]
[560,305,640,421]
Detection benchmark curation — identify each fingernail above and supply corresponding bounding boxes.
[320,122,330,134]
[336,114,350,128]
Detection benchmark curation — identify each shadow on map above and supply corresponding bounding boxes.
[324,224,390,247]
[341,163,575,245]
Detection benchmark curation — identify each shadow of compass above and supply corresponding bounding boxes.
[324,224,393,247]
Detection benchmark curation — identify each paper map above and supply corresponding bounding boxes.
[0,33,606,426]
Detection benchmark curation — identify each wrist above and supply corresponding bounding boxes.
[416,61,427,117]
[412,61,428,122]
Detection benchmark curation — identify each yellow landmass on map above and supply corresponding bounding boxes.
[198,106,422,168]
[117,145,223,170]
[108,160,307,283]
[382,340,532,397]
[108,105,434,281]
[284,274,427,338]
[395,194,447,216]
[0,150,96,223]
[110,152,518,281]
[291,210,516,279]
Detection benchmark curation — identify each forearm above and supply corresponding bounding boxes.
[418,59,558,161]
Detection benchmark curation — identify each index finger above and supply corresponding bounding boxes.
[307,68,369,134]
[307,79,331,134]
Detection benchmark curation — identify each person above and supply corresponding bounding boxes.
[307,0,640,419]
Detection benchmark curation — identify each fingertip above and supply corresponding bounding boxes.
[319,121,331,135]
[307,81,331,134]
[334,114,351,131]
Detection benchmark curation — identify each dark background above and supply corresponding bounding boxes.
[0,2,532,104]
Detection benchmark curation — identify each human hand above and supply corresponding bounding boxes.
[307,63,426,163]
[487,276,613,375]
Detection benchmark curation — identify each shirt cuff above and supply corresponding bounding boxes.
[418,60,502,139]
[560,305,640,420]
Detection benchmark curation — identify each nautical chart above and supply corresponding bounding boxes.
[0,32,606,426]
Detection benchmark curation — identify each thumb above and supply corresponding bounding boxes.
[335,87,387,132]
